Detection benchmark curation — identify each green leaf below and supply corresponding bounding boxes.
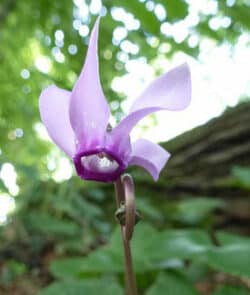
[136,198,164,221]
[50,251,124,279]
[173,197,224,224]
[50,224,212,278]
[0,179,7,192]
[217,231,250,247]
[162,0,188,21]
[0,260,27,285]
[112,0,160,35]
[39,277,123,295]
[25,212,80,237]
[146,272,198,295]
[156,229,211,261]
[212,285,249,295]
[198,231,250,278]
[204,244,250,278]
[231,166,250,189]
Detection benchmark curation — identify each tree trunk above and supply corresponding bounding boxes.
[136,101,250,233]
[163,101,250,194]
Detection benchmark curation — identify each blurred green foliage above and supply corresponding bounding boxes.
[1,0,250,168]
[1,0,250,294]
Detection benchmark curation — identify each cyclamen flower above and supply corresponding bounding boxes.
[39,17,191,183]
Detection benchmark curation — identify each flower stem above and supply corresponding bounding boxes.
[114,175,138,295]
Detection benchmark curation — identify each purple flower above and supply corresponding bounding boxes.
[39,17,191,183]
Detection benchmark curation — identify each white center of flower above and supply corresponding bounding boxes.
[81,153,119,173]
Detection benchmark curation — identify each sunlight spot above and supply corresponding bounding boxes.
[15,128,23,138]
[160,22,171,36]
[186,0,218,15]
[185,11,200,27]
[110,101,119,111]
[226,0,235,7]
[73,19,81,30]
[34,122,50,141]
[117,51,129,63]
[146,36,160,48]
[68,44,78,55]
[188,35,199,48]
[103,49,112,60]
[111,7,140,31]
[20,69,30,79]
[35,56,51,74]
[73,0,82,7]
[0,163,19,196]
[8,131,16,141]
[79,24,89,37]
[90,0,102,15]
[52,47,65,63]
[112,57,153,101]
[73,6,88,23]
[52,157,73,182]
[47,159,56,171]
[113,26,128,42]
[114,62,123,71]
[120,40,139,55]
[0,194,15,224]
[55,40,64,48]
[111,7,127,21]
[154,3,166,21]
[67,71,77,83]
[170,22,189,43]
[55,30,64,41]
[100,6,107,16]
[44,36,51,46]
[209,17,221,31]
[146,1,155,11]
[158,43,171,54]
[221,16,231,28]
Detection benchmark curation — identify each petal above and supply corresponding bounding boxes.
[69,17,110,148]
[39,85,76,157]
[129,139,170,181]
[111,63,191,139]
[130,63,191,112]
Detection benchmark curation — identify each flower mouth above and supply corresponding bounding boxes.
[81,153,119,173]
[74,149,126,182]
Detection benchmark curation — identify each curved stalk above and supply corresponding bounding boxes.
[114,175,138,295]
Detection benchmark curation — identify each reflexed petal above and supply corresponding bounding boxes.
[129,139,170,181]
[39,85,76,157]
[130,63,191,112]
[69,17,110,148]
[112,63,191,139]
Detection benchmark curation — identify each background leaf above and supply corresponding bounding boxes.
[146,272,198,295]
[39,277,123,295]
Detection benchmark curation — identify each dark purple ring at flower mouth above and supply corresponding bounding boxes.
[73,148,127,182]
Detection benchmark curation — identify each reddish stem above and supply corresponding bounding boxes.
[114,175,138,295]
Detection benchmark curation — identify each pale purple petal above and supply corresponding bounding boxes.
[39,85,76,157]
[130,63,191,112]
[69,17,110,148]
[111,63,191,140]
[129,139,170,181]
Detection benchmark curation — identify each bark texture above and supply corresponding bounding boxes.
[139,101,250,233]
[163,101,250,195]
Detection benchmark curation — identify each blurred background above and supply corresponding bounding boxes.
[0,0,250,294]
